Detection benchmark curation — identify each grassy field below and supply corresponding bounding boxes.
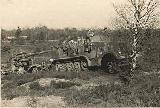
[1,42,160,107]
[1,67,160,107]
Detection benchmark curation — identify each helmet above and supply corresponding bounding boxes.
[88,29,94,37]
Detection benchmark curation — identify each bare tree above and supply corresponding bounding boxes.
[113,0,159,71]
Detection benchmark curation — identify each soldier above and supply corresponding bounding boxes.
[15,26,22,39]
[84,30,93,53]
[11,58,19,72]
[84,37,92,53]
[20,58,32,72]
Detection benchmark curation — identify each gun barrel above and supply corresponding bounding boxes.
[26,50,52,57]
[10,48,57,60]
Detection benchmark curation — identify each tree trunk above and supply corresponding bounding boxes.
[132,35,137,70]
[131,28,138,71]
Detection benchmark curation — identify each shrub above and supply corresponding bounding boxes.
[1,81,29,100]
[2,72,44,87]
[129,73,160,107]
[1,82,17,90]
[1,87,20,100]
[50,80,81,89]
[29,82,44,90]
[64,84,111,105]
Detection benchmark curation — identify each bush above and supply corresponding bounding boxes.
[50,80,81,89]
[1,88,20,100]
[29,82,44,90]
[129,73,160,107]
[64,84,111,105]
[2,72,44,86]
[1,82,17,90]
[1,81,31,100]
[1,82,22,100]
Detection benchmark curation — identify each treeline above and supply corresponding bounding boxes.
[1,26,111,42]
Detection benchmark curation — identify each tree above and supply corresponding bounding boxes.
[113,0,160,71]
[1,28,6,40]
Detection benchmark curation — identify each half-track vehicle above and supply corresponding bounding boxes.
[50,30,131,74]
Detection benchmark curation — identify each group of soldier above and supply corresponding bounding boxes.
[58,30,94,57]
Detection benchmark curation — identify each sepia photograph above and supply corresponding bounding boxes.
[1,0,160,107]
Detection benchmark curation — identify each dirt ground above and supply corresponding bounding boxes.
[1,95,66,108]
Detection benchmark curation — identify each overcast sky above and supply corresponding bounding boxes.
[0,0,136,29]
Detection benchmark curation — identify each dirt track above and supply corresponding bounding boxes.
[1,95,66,108]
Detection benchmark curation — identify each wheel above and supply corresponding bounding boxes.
[80,60,88,71]
[74,62,81,71]
[106,62,121,74]
[107,62,116,74]
[61,63,67,72]
[56,64,60,71]
[56,64,66,71]
[66,62,74,71]
[32,67,38,73]
[101,53,120,74]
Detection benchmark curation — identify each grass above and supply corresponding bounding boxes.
[64,71,160,107]
[2,61,160,107]
[50,80,81,89]
[29,82,45,90]
[1,69,86,100]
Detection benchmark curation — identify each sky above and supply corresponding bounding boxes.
[0,0,136,29]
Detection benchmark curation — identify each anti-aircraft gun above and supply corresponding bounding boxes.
[11,50,52,74]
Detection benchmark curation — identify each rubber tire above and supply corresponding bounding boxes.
[101,53,119,74]
[106,62,120,74]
